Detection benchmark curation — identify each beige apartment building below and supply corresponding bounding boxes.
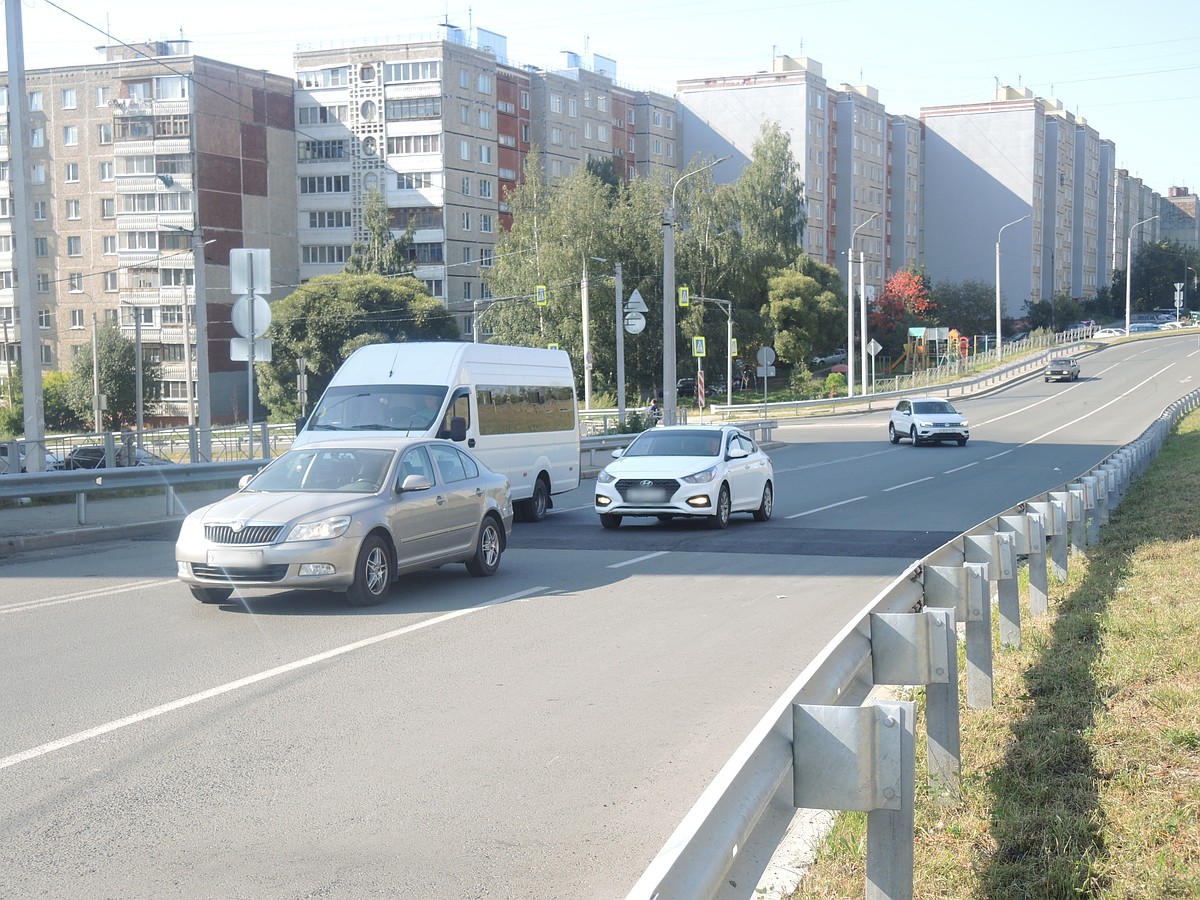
[0,41,297,424]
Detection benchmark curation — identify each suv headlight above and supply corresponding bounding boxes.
[682,465,718,484]
[287,515,352,542]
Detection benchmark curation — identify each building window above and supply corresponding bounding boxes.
[479,179,492,199]
[300,245,352,264]
[307,210,352,228]
[102,235,116,255]
[38,308,51,328]
[550,94,562,113]
[385,134,440,155]
[28,91,42,111]
[61,88,77,109]
[298,175,351,194]
[30,163,46,184]
[297,139,346,161]
[0,198,8,218]
[36,273,50,293]
[99,161,114,180]
[598,95,609,113]
[68,273,83,292]
[569,98,577,117]
[479,145,492,164]
[161,306,184,325]
[71,309,85,329]
[34,237,48,257]
[67,236,82,256]
[64,162,79,182]
[461,212,471,231]
[33,201,46,221]
[95,85,110,107]
[385,97,442,121]
[383,61,440,82]
[477,74,491,94]
[40,344,52,365]
[461,176,471,196]
[480,248,493,268]
[480,214,494,233]
[396,172,435,190]
[63,125,78,146]
[478,109,491,129]
[65,200,81,220]
[104,271,118,291]
[520,91,530,110]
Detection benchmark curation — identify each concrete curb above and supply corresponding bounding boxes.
[0,519,181,558]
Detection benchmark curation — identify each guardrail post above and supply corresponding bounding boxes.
[76,491,87,525]
[165,484,177,515]
[1065,484,1087,555]
[1022,507,1050,616]
[996,519,1028,648]
[187,426,200,464]
[794,700,915,900]
[1046,493,1071,580]
[924,562,990,709]
[1081,475,1101,544]
[103,432,118,469]
[258,422,272,460]
[871,609,959,801]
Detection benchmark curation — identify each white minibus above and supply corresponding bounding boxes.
[295,342,580,522]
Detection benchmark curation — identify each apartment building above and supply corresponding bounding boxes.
[1160,186,1198,249]
[0,41,297,424]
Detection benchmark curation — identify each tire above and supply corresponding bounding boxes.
[514,477,550,523]
[346,534,390,606]
[465,515,504,577]
[957,437,968,446]
[600,513,622,529]
[190,586,232,604]
[910,426,921,447]
[707,484,732,529]
[888,422,900,444]
[752,482,773,522]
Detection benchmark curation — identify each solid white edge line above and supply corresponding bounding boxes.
[785,496,868,519]
[1,579,176,615]
[0,586,548,771]
[608,551,670,569]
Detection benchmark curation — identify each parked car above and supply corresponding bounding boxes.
[0,442,63,474]
[594,424,774,529]
[676,377,696,397]
[1093,327,1125,338]
[811,349,848,367]
[175,437,513,606]
[889,398,970,446]
[1045,356,1081,382]
[65,445,174,469]
[1128,323,1161,334]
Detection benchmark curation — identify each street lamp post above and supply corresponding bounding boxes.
[995,215,1030,364]
[1125,215,1160,335]
[663,155,730,426]
[847,212,878,398]
[580,258,592,410]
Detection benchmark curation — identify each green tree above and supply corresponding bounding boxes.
[43,370,86,433]
[257,273,458,421]
[765,256,844,366]
[344,188,413,276]
[932,279,997,339]
[1124,240,1200,314]
[1027,292,1083,332]
[64,322,161,430]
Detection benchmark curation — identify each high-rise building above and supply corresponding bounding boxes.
[0,41,298,424]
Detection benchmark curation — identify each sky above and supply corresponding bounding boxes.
[3,0,1198,193]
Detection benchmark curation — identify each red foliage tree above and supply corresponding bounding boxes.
[870,267,935,346]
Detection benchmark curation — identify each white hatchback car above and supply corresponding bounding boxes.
[889,398,970,446]
[594,425,774,529]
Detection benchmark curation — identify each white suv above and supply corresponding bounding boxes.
[889,398,969,446]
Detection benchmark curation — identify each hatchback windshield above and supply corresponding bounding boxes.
[911,401,957,415]
[248,448,394,493]
[624,430,723,457]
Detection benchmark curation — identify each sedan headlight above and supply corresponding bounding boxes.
[286,515,352,542]
[596,469,616,484]
[681,465,719,484]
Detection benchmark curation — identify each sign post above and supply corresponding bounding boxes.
[230,249,271,459]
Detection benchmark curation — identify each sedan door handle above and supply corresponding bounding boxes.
[435,494,447,505]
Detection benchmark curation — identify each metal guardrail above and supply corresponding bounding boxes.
[627,385,1200,900]
[0,460,268,525]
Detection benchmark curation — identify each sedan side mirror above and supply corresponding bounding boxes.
[238,474,254,490]
[399,473,432,493]
[727,446,749,460]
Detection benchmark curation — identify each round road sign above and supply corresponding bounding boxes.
[624,311,646,334]
[231,294,272,338]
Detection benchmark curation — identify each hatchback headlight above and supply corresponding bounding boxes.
[287,515,352,542]
[681,465,718,484]
[597,469,616,484]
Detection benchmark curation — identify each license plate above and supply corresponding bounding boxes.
[207,548,263,567]
[627,488,665,503]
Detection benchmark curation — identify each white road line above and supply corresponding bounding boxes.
[971,361,1121,428]
[1,579,175,615]
[943,461,980,474]
[0,585,548,772]
[985,449,1015,460]
[607,551,670,569]
[786,496,867,518]
[882,476,934,493]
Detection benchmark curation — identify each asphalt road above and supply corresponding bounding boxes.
[1,335,1197,899]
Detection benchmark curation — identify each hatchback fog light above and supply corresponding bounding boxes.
[596,495,612,507]
[298,563,336,577]
[687,496,712,509]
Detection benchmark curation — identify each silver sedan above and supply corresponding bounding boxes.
[176,437,513,606]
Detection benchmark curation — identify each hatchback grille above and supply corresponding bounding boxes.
[191,564,290,583]
[204,524,283,545]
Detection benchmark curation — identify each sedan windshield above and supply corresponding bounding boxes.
[625,430,724,457]
[911,401,956,415]
[247,448,394,493]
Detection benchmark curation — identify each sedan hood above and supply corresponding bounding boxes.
[192,490,378,525]
[606,455,716,477]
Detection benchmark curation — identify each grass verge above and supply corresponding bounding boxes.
[788,411,1200,898]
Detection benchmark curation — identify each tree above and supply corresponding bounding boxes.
[871,267,934,354]
[1027,292,1083,332]
[765,256,844,366]
[43,371,86,433]
[1124,240,1200,314]
[257,273,458,421]
[343,188,413,276]
[64,322,161,430]
[933,279,998,338]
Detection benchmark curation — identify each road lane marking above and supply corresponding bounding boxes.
[0,585,548,772]
[943,461,980,474]
[774,449,892,474]
[883,476,934,493]
[608,551,670,569]
[786,496,867,518]
[1,579,175,614]
[971,361,1121,428]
